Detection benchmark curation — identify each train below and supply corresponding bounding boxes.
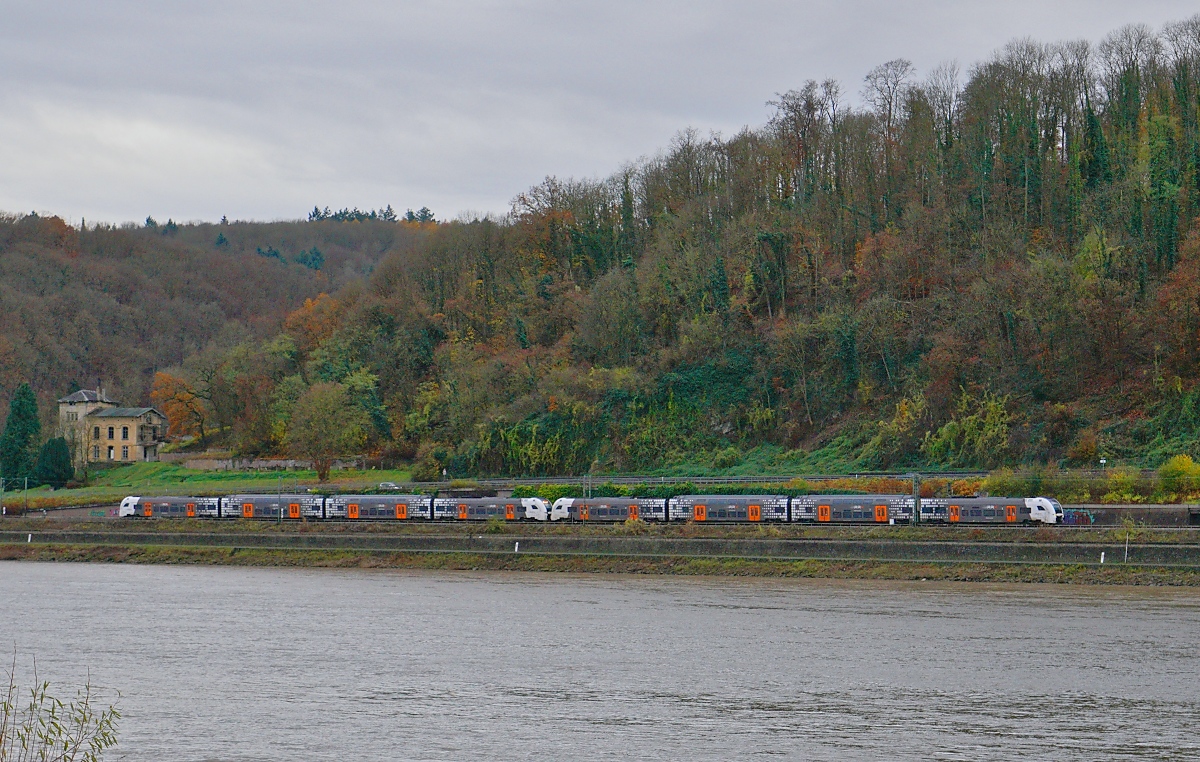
[119,493,1064,524]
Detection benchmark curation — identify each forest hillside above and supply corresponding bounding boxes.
[0,212,424,424]
[10,17,1200,477]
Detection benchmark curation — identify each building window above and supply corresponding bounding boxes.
[67,412,77,422]
[106,446,114,460]
[93,426,101,440]
[121,426,129,440]
[121,446,129,459]
[92,445,99,459]
[107,427,114,440]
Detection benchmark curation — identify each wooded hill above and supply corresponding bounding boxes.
[13,17,1200,477]
[0,213,422,426]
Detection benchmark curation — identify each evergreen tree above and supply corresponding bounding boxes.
[0,383,41,481]
[33,437,73,489]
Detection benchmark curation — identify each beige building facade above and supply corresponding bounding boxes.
[58,390,166,467]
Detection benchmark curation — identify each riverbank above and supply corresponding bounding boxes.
[4,526,1199,585]
[2,543,1197,585]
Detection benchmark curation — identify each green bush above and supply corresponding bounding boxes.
[1159,454,1200,495]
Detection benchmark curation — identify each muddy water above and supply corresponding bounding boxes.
[2,563,1197,761]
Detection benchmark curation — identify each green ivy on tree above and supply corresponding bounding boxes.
[33,436,74,489]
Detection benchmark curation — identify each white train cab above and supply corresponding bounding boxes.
[523,497,550,521]
[549,498,572,521]
[1027,497,1063,524]
[119,496,140,517]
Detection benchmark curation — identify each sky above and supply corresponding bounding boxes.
[2,1,1199,225]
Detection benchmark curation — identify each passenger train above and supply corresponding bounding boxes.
[119,493,1064,525]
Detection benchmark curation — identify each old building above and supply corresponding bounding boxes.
[57,389,166,466]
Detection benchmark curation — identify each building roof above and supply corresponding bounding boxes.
[58,389,116,404]
[88,407,163,419]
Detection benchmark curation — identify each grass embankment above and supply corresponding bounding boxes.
[1,542,1196,585]
[2,462,413,511]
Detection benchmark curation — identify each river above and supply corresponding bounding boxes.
[2,563,1197,760]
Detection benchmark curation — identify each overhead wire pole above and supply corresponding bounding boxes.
[910,472,921,525]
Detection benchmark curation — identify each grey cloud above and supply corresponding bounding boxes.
[2,0,1197,222]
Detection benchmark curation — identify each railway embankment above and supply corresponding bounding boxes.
[2,524,1200,584]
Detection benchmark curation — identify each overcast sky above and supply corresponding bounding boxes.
[2,1,1198,225]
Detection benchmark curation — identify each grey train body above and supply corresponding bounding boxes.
[121,493,1062,525]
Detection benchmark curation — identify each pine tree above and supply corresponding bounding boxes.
[0,383,41,481]
[33,437,73,488]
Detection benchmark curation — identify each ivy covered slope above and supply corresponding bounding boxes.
[15,19,1200,478]
[162,21,1200,475]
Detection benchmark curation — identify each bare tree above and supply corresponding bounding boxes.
[863,58,915,141]
[1097,23,1163,99]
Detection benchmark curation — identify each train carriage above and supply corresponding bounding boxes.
[326,494,431,520]
[669,495,788,522]
[922,496,1062,524]
[432,497,549,521]
[551,497,667,522]
[792,495,914,524]
[221,494,325,520]
[119,495,221,518]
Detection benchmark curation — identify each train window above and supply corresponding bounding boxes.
[983,508,995,518]
[1020,506,1030,515]
[971,509,982,517]
[717,509,727,518]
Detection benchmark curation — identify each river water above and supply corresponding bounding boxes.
[2,563,1197,761]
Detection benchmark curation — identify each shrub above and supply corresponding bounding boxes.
[712,447,742,469]
[2,661,120,762]
[1159,454,1200,495]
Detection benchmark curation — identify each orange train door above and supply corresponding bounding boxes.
[629,504,639,520]
[396,503,408,520]
[143,502,153,517]
[505,504,515,520]
[186,503,196,518]
[458,504,468,520]
[580,506,589,520]
[949,505,960,522]
[288,503,300,519]
[694,504,707,522]
[242,502,254,519]
[817,504,831,522]
[1005,504,1017,523]
[874,504,888,523]
[748,504,761,522]
[348,503,360,519]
